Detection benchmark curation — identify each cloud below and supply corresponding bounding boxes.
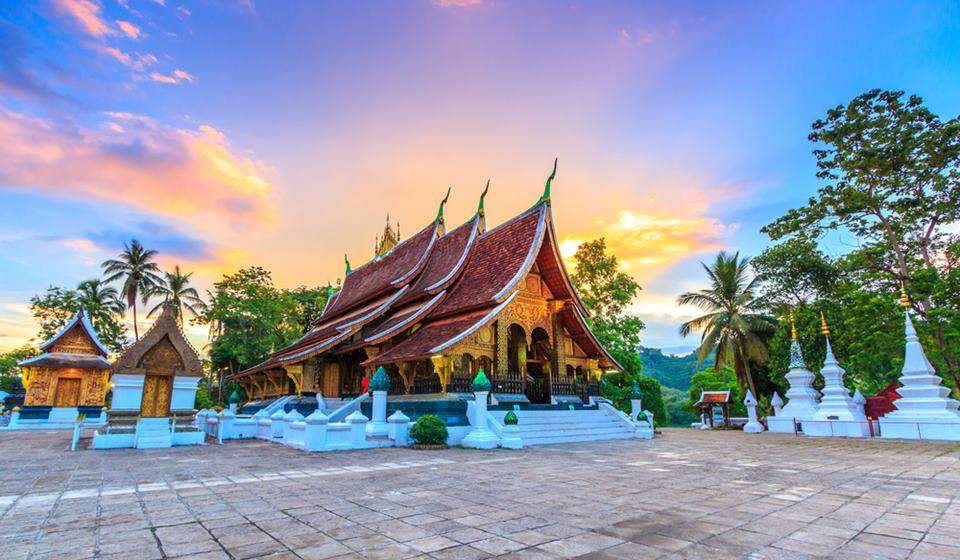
[52,0,114,38]
[148,69,194,84]
[0,20,74,104]
[116,20,142,40]
[0,108,273,228]
[559,205,735,282]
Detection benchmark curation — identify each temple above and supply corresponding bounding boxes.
[232,165,620,407]
[16,310,111,427]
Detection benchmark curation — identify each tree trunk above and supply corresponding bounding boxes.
[132,301,139,341]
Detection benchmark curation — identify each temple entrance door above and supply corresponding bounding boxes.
[53,378,81,407]
[525,362,550,404]
[141,375,172,417]
[322,364,340,398]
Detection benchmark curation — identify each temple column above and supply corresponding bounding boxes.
[430,355,454,396]
[494,319,508,382]
[397,363,414,394]
[283,364,304,397]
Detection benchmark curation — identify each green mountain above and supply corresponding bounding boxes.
[639,346,710,391]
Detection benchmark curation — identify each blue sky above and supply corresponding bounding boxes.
[1,0,958,352]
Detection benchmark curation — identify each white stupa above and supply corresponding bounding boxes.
[769,312,821,434]
[880,288,960,441]
[805,312,870,437]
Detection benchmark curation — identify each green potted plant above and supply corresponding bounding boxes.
[409,414,448,449]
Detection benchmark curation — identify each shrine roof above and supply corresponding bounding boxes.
[395,216,478,306]
[365,293,517,366]
[321,220,439,318]
[18,352,111,369]
[693,391,732,407]
[113,305,202,376]
[431,205,546,318]
[38,309,109,356]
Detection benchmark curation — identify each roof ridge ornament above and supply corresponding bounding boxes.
[534,158,557,208]
[478,179,490,233]
[436,187,451,225]
[344,254,352,276]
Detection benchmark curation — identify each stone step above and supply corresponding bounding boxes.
[521,429,635,445]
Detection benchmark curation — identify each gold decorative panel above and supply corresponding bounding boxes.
[138,335,184,375]
[50,325,98,355]
[141,375,172,417]
[53,378,81,407]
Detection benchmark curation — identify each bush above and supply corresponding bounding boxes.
[409,414,448,445]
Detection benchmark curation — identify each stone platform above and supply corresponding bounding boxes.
[1,429,959,559]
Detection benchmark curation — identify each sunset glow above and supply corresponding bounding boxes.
[1,1,957,352]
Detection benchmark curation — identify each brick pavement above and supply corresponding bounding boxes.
[1,428,958,560]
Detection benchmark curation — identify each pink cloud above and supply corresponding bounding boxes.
[0,108,274,228]
[149,69,194,84]
[52,0,113,38]
[433,0,484,7]
[116,20,142,39]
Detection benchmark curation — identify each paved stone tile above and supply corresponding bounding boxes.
[2,429,960,559]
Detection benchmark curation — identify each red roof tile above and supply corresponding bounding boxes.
[322,220,439,318]
[396,217,478,306]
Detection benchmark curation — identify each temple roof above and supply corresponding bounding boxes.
[36,309,110,357]
[18,353,111,369]
[236,177,621,377]
[113,305,202,376]
[693,390,732,408]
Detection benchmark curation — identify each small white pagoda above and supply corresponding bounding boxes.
[804,312,870,437]
[768,311,821,434]
[880,288,960,441]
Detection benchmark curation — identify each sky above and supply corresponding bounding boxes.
[1,0,959,354]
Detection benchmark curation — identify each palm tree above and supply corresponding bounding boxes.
[677,251,777,397]
[76,279,125,316]
[148,265,206,324]
[102,239,163,340]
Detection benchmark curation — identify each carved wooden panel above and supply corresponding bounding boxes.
[50,324,98,355]
[138,335,184,375]
[53,378,81,407]
[142,375,172,417]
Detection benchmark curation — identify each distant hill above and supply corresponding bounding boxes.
[639,346,712,391]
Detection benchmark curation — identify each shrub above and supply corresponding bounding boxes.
[409,414,448,445]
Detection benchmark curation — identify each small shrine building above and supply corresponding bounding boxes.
[231,168,621,405]
[94,305,205,449]
[17,310,111,425]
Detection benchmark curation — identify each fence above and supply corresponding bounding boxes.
[766,416,960,441]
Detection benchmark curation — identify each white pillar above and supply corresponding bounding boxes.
[270,409,286,439]
[771,393,784,417]
[10,407,20,427]
[218,409,235,443]
[462,372,499,449]
[283,409,304,441]
[346,410,368,445]
[367,366,390,437]
[387,410,410,446]
[742,390,764,433]
[304,409,329,451]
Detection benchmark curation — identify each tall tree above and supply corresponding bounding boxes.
[29,283,128,353]
[677,251,777,397]
[148,266,206,324]
[102,239,163,340]
[763,89,960,391]
[570,238,645,374]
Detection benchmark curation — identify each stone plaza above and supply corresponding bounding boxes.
[2,430,959,560]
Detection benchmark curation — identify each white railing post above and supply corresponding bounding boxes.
[346,410,369,446]
[304,409,330,451]
[367,366,390,437]
[462,371,499,449]
[387,410,410,447]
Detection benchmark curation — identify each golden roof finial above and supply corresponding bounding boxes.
[790,308,798,340]
[899,281,911,308]
[820,310,830,336]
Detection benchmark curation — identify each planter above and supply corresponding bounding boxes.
[411,443,448,450]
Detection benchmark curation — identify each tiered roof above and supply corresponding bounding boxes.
[237,172,619,377]
[19,309,111,369]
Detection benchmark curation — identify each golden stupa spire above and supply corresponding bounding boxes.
[899,281,911,308]
[820,310,830,337]
[790,308,798,340]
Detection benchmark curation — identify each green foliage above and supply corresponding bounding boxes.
[194,383,217,410]
[503,410,518,425]
[570,238,645,373]
[600,372,667,426]
[678,251,778,397]
[661,386,698,426]
[638,347,712,391]
[410,414,448,445]
[688,367,746,417]
[29,283,128,353]
[761,89,960,394]
[198,267,333,375]
[148,266,206,322]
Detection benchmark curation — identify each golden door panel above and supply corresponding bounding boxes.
[141,375,172,417]
[53,378,81,407]
[322,363,340,397]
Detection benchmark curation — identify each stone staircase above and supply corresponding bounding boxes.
[322,398,352,411]
[489,408,634,445]
[135,418,172,449]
